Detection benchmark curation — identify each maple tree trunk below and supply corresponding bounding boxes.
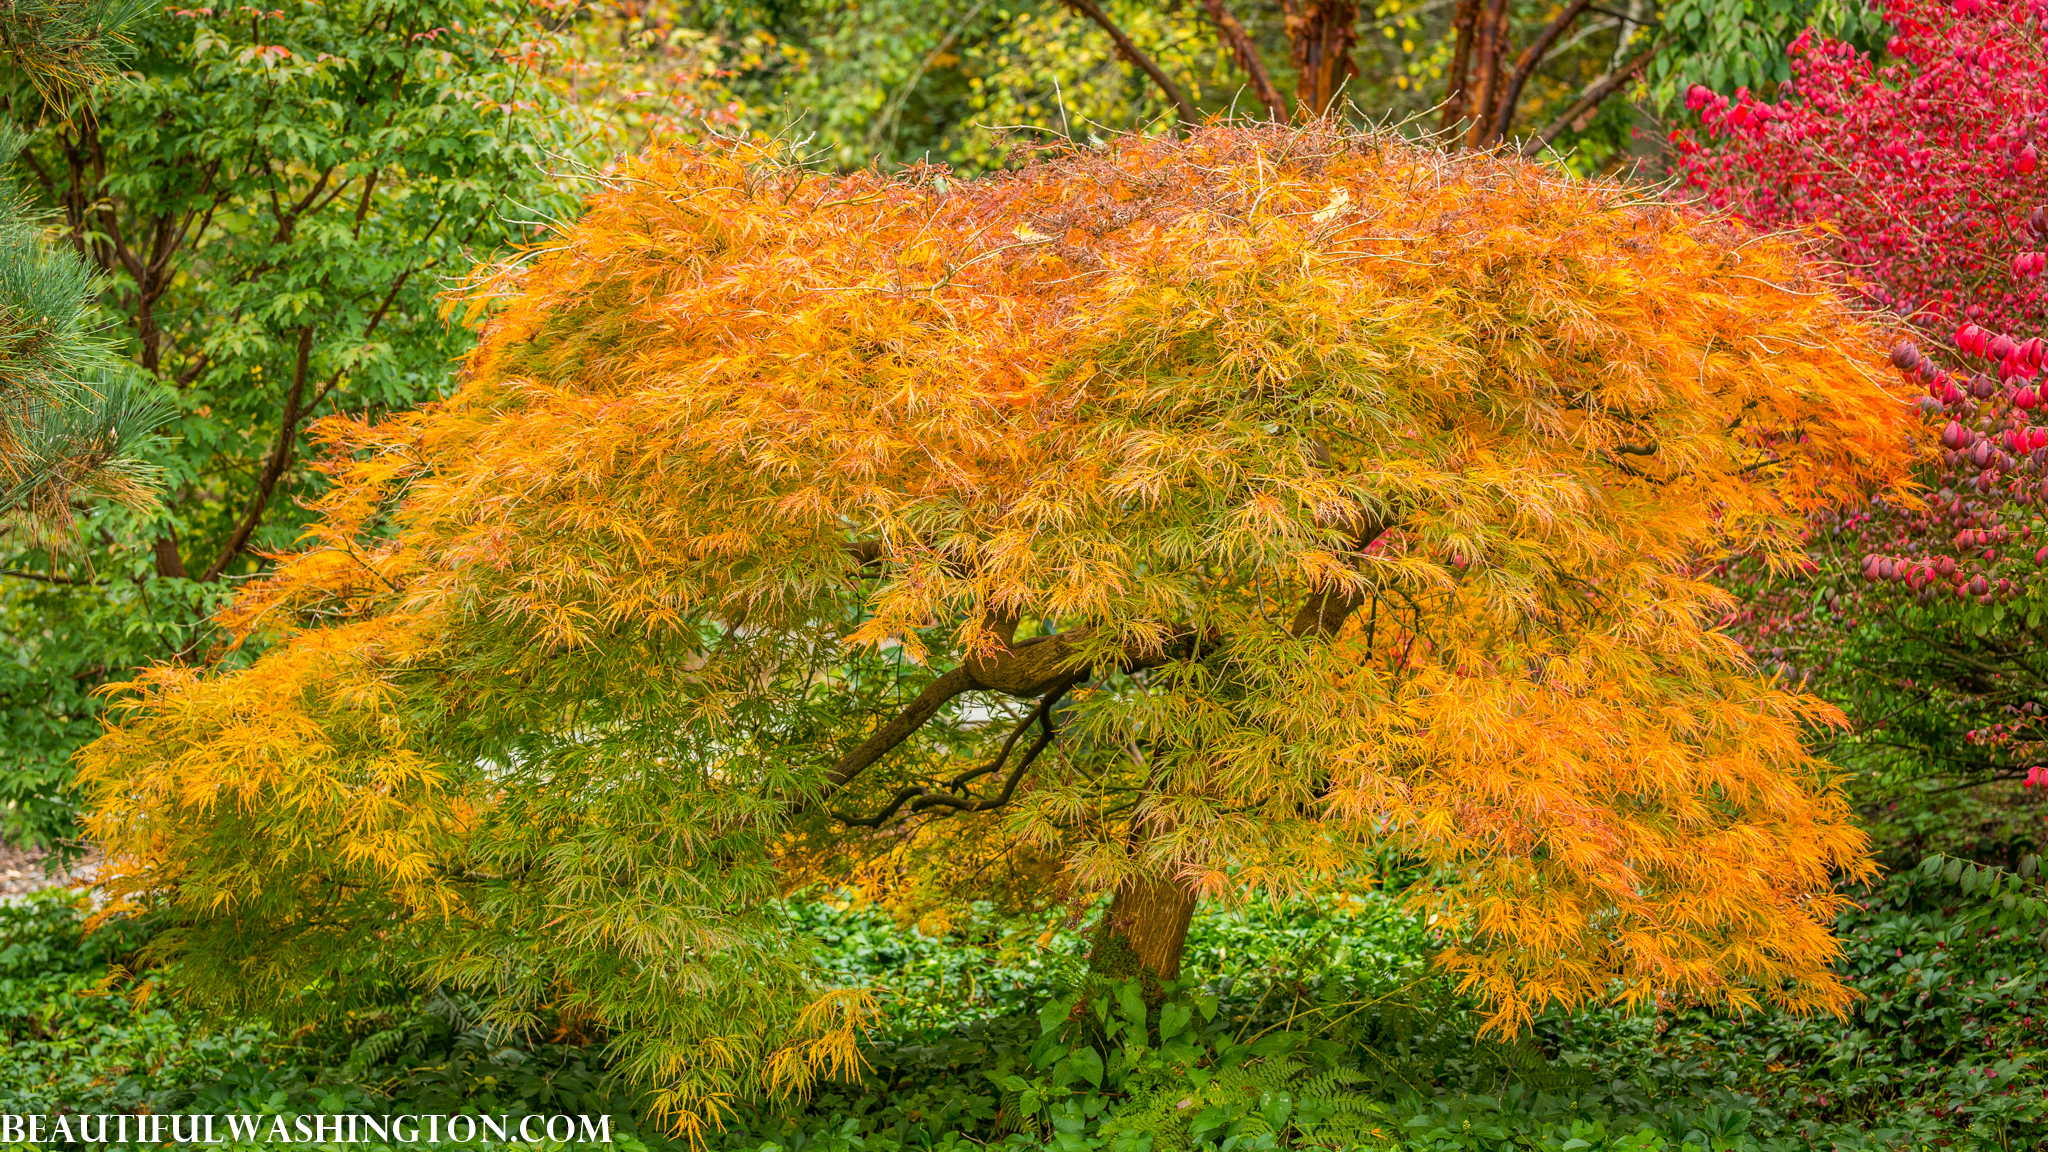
[1087,869,1198,988]
[1283,1,1360,118]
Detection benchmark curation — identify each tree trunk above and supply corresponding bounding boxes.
[1086,869,1198,990]
[1461,0,1511,148]
[1440,0,1481,131]
[1281,1,1359,119]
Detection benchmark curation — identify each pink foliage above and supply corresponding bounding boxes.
[1674,0,2048,339]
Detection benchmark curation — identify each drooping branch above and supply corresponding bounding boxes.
[1058,0,1202,124]
[1289,518,1395,637]
[910,712,1062,814]
[1198,0,1287,120]
[815,621,1203,804]
[836,517,1393,799]
[1521,46,1654,157]
[820,517,1393,808]
[824,666,980,792]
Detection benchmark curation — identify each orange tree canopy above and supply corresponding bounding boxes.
[78,124,1919,1134]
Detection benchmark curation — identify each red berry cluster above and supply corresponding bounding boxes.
[1674,0,2048,338]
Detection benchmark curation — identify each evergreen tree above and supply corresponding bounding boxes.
[0,0,167,544]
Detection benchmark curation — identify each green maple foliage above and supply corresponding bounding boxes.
[0,0,576,845]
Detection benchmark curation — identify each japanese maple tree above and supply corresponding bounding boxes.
[77,124,1917,1131]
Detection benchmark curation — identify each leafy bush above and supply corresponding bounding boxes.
[6,864,2043,1150]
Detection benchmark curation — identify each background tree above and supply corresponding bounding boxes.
[664,1,1689,173]
[77,124,1916,1132]
[0,0,573,848]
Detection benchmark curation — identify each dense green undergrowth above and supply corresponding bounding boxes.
[2,858,2045,1152]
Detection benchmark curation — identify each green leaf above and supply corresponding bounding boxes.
[1067,1046,1104,1088]
[1157,1001,1192,1041]
[1249,1030,1302,1057]
[1117,982,1147,1029]
[1039,994,1077,1036]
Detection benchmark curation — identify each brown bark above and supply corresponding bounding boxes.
[1198,0,1287,120]
[152,532,188,579]
[1460,0,1512,148]
[200,325,314,582]
[1487,0,1593,145]
[1440,0,1482,131]
[1279,1,1359,119]
[1088,867,1199,985]
[811,618,1209,807]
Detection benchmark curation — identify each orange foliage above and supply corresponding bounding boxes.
[78,123,1922,1127]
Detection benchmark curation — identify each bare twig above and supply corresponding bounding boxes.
[2,567,101,586]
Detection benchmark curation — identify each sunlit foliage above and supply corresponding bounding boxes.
[78,123,1917,1133]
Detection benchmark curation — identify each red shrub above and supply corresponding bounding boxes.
[1675,0,2048,338]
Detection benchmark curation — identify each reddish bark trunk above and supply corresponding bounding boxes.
[1281,1,1360,119]
[1440,0,1481,131]
[1461,0,1512,148]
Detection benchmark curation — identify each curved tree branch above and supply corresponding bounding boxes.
[1489,0,1593,144]
[835,677,1081,828]
[1289,518,1395,638]
[1199,0,1287,120]
[824,665,980,793]
[200,324,315,582]
[1059,0,1202,124]
[819,515,1397,811]
[1521,46,1654,157]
